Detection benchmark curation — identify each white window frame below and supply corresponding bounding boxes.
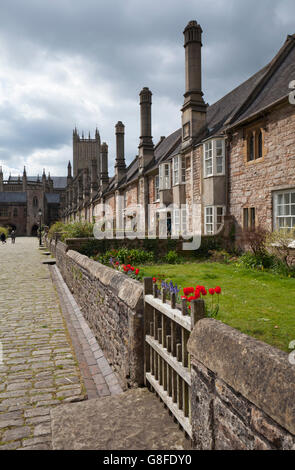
[172,155,186,186]
[159,163,171,190]
[154,175,160,201]
[204,206,225,235]
[172,208,180,237]
[273,189,295,230]
[172,156,179,186]
[203,139,225,178]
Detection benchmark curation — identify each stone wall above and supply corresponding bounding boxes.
[50,240,145,389]
[229,103,295,242]
[188,319,295,450]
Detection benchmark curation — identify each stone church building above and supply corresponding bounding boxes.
[0,167,66,236]
[62,21,295,242]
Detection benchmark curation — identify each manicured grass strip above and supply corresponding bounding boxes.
[139,262,295,353]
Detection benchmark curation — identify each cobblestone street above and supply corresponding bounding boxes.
[0,237,86,450]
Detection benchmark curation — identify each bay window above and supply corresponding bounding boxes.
[159,163,171,190]
[203,139,225,177]
[172,156,186,186]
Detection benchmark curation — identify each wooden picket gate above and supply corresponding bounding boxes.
[143,278,205,438]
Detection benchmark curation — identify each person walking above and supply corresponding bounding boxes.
[0,232,6,244]
[11,230,16,244]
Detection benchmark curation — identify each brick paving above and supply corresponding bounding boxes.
[0,237,122,450]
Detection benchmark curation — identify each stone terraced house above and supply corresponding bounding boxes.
[62,21,295,245]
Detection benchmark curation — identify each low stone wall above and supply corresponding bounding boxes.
[188,319,295,450]
[51,241,144,389]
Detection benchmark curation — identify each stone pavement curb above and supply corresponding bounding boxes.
[50,264,123,398]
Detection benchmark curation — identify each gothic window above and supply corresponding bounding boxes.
[258,130,263,159]
[246,128,264,162]
[33,197,38,207]
[248,133,255,161]
[243,207,256,231]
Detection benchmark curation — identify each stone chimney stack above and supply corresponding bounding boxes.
[181,20,207,148]
[22,166,27,191]
[0,166,3,192]
[67,160,72,185]
[100,142,109,192]
[138,87,154,173]
[115,121,126,185]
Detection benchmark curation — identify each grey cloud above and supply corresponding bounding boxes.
[0,0,294,177]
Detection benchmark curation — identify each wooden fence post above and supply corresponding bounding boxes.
[143,278,153,386]
[191,299,206,329]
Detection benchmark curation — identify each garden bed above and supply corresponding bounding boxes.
[139,262,295,353]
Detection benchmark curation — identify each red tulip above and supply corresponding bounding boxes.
[183,287,194,296]
[135,268,139,275]
[215,286,221,294]
[131,267,135,272]
[194,289,200,299]
[153,277,157,283]
[209,288,215,296]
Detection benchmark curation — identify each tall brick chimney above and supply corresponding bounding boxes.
[181,21,207,148]
[115,121,126,185]
[100,142,109,192]
[138,87,154,173]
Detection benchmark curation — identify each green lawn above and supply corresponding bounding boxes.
[139,262,295,353]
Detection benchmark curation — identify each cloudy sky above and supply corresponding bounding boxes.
[0,0,295,178]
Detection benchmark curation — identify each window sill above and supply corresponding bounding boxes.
[203,173,225,179]
[245,157,264,165]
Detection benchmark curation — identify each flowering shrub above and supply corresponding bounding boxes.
[94,248,154,266]
[109,257,142,280]
[182,284,222,318]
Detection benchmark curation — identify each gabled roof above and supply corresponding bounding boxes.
[201,33,295,137]
[0,192,26,203]
[231,35,295,125]
[97,32,295,197]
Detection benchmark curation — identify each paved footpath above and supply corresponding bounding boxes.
[0,237,190,451]
[0,237,90,450]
